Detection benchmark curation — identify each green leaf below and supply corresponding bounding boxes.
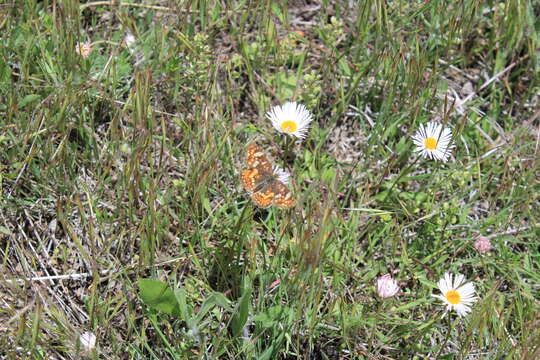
[440,353,456,360]
[338,58,351,76]
[321,166,336,183]
[395,136,408,153]
[0,226,12,236]
[253,305,292,328]
[195,292,232,323]
[17,94,41,109]
[258,332,285,360]
[211,3,222,23]
[231,286,252,337]
[174,287,191,321]
[207,292,233,311]
[138,278,181,317]
[274,72,297,102]
[270,3,285,23]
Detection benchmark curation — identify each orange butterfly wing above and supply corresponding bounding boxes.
[240,142,295,208]
[251,186,275,208]
[240,168,261,193]
[271,182,295,208]
[245,142,272,172]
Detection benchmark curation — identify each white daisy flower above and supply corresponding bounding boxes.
[411,122,454,161]
[433,272,478,317]
[273,167,290,184]
[376,274,400,298]
[266,102,313,139]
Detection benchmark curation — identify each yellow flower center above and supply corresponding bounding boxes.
[424,137,438,150]
[445,290,461,305]
[281,120,298,134]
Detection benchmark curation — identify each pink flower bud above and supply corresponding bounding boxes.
[474,236,491,253]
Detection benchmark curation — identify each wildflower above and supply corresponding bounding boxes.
[124,33,137,55]
[79,331,96,351]
[75,42,92,57]
[474,235,491,253]
[411,122,454,161]
[376,274,400,298]
[433,273,477,317]
[266,102,313,139]
[124,33,136,48]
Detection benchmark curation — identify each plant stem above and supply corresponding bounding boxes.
[434,314,454,359]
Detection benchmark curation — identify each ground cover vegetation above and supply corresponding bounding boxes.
[0,0,539,358]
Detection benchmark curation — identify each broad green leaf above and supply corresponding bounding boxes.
[138,278,181,317]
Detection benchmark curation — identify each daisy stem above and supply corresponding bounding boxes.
[283,135,295,161]
[435,314,455,358]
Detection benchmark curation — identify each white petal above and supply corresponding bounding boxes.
[453,273,465,288]
[437,278,448,293]
[458,282,476,296]
[454,303,472,317]
[444,273,453,286]
[433,294,447,302]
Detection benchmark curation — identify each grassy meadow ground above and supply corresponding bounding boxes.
[1,0,539,359]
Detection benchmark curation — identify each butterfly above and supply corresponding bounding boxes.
[240,142,296,208]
